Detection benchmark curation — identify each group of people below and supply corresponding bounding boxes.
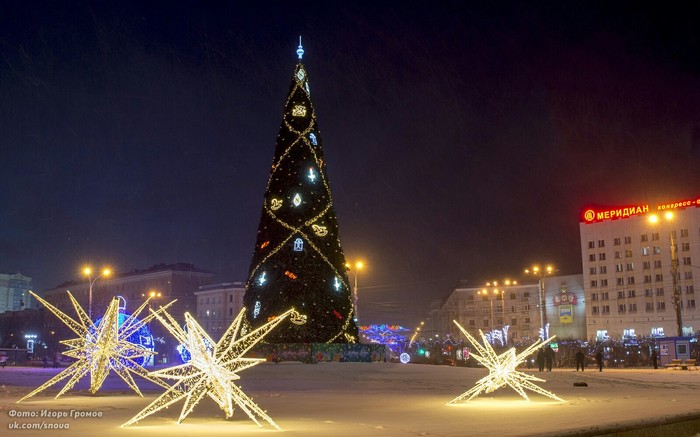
[535,345,555,371]
[536,347,605,372]
[574,349,604,372]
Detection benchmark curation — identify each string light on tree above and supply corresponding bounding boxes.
[448,320,564,404]
[123,307,293,428]
[243,39,358,343]
[18,291,174,402]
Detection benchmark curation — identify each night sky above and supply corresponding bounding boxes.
[2,2,699,327]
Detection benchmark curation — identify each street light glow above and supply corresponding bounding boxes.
[345,259,366,323]
[82,264,114,320]
[525,264,556,340]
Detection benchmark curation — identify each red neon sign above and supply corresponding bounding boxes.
[582,197,700,223]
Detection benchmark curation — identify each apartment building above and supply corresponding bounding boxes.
[580,196,700,340]
[195,282,246,339]
[439,274,585,343]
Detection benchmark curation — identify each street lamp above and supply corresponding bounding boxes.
[486,280,517,328]
[141,290,162,365]
[478,289,496,329]
[410,321,424,345]
[83,266,112,320]
[649,212,683,337]
[524,265,554,339]
[345,260,364,323]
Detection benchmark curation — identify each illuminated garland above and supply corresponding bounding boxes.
[123,307,293,428]
[448,321,564,403]
[18,291,174,402]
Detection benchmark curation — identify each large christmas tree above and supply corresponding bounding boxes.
[243,43,359,343]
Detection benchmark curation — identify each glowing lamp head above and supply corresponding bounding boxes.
[83,267,92,276]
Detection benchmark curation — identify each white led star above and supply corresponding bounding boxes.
[449,320,564,404]
[123,307,293,429]
[18,291,174,403]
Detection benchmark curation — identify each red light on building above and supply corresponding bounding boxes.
[581,197,700,223]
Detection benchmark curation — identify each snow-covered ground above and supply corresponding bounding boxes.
[1,362,699,436]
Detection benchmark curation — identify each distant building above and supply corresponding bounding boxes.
[438,274,586,343]
[580,196,700,340]
[194,282,246,339]
[0,273,32,313]
[42,263,215,363]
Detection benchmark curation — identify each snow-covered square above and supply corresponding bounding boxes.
[2,362,700,436]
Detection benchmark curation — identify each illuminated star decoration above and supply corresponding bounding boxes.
[448,321,564,404]
[123,307,293,429]
[18,291,175,403]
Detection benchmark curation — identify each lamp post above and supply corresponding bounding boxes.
[83,266,112,320]
[410,321,424,345]
[649,212,683,337]
[485,280,517,328]
[477,288,497,329]
[524,265,554,339]
[345,260,364,323]
[141,290,161,365]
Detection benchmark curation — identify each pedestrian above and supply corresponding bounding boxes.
[545,345,554,371]
[596,351,603,372]
[651,351,658,369]
[536,349,545,372]
[575,349,585,371]
[42,355,48,368]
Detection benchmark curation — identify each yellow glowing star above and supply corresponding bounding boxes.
[18,291,175,403]
[123,307,293,429]
[449,321,564,404]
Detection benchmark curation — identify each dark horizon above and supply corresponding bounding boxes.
[2,2,700,327]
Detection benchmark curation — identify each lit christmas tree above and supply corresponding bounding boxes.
[243,40,358,343]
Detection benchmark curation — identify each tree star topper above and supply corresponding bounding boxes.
[123,307,294,429]
[449,320,564,403]
[18,291,175,403]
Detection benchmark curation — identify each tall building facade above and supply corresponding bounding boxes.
[195,282,246,339]
[0,273,32,313]
[439,274,585,343]
[580,196,700,340]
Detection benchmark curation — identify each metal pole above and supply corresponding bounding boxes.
[88,277,94,321]
[670,231,683,336]
[501,290,506,327]
[538,277,545,338]
[353,272,359,323]
[541,275,548,328]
